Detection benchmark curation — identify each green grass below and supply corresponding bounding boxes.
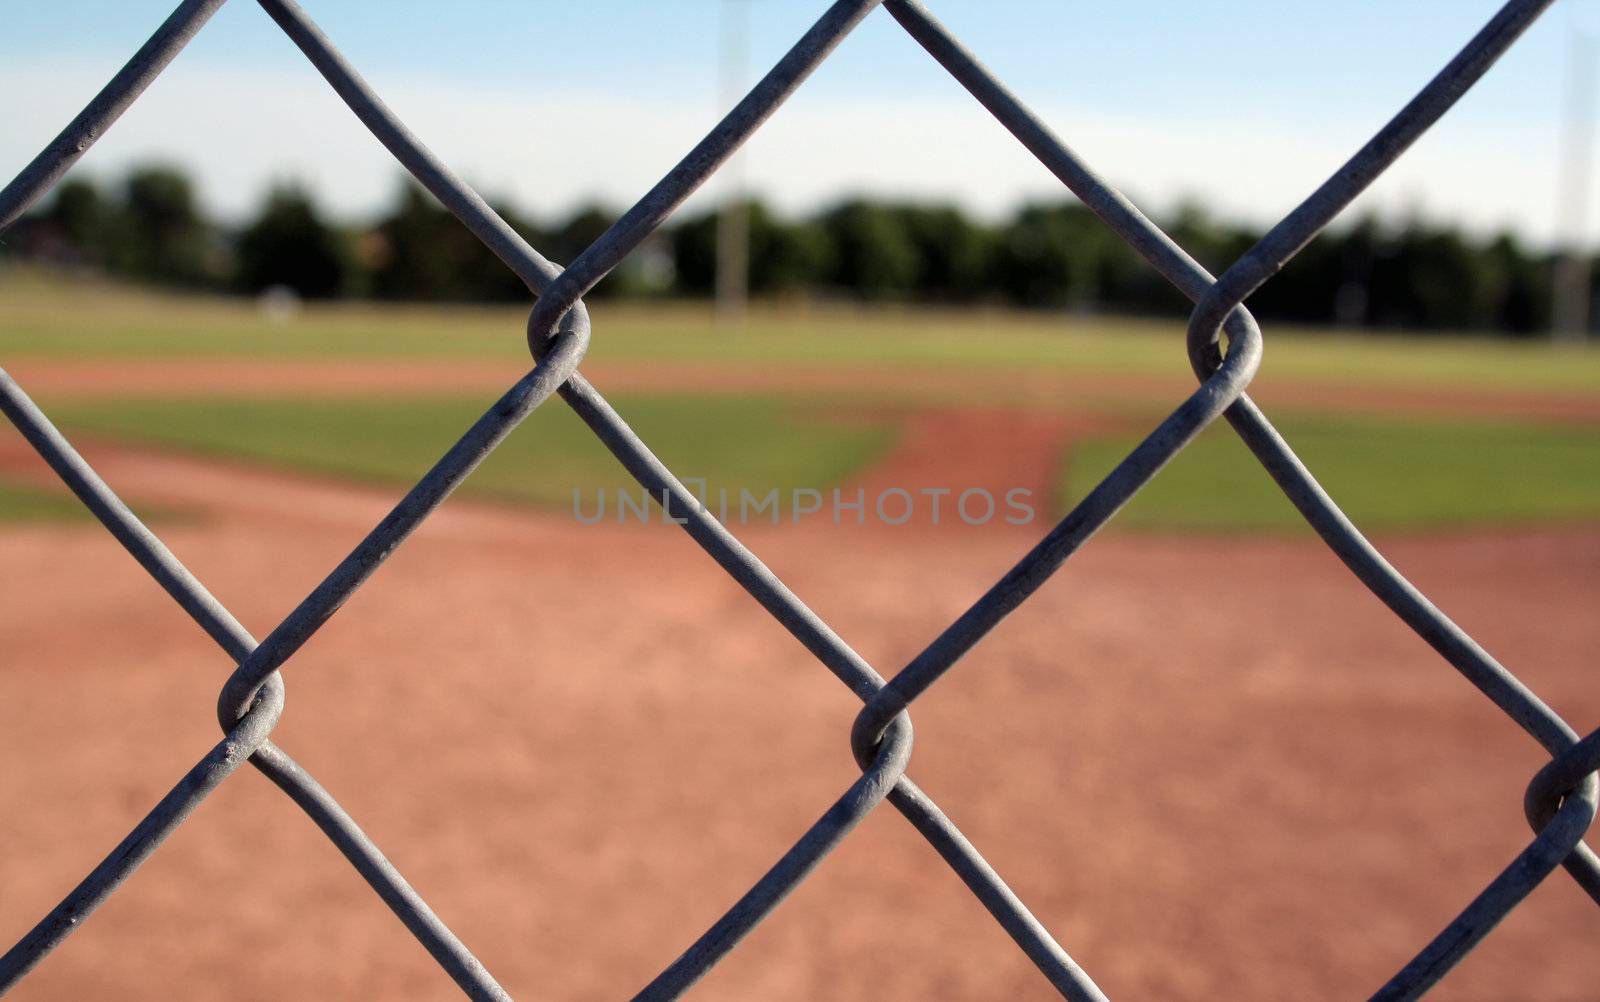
[0,476,91,522]
[1060,415,1600,533]
[2,271,1597,394]
[45,394,895,511]
[7,272,1599,533]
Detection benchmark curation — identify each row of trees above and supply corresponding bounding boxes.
[676,200,1557,334]
[0,163,1579,336]
[1,167,637,302]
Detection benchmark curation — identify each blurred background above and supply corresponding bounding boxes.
[6,0,1600,331]
[0,2,1596,1000]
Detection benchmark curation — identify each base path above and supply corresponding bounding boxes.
[838,407,1135,530]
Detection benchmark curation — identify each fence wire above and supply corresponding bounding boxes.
[0,0,1596,999]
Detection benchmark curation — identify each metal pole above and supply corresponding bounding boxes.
[715,0,751,323]
[1553,20,1596,342]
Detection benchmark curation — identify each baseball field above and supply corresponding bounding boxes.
[0,272,1596,999]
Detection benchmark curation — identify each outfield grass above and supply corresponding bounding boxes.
[0,476,91,522]
[47,392,1600,533]
[1061,415,1600,533]
[2,272,1598,394]
[5,273,1599,532]
[45,394,895,512]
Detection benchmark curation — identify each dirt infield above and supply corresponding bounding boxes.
[0,427,1595,1000]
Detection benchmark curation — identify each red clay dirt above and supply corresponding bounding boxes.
[9,356,1600,423]
[0,415,1596,1001]
[836,407,1129,530]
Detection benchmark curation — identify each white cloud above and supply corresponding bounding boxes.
[0,57,1570,246]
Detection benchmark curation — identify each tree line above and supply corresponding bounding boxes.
[1,162,1579,336]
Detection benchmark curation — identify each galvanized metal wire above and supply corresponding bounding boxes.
[0,1,1595,998]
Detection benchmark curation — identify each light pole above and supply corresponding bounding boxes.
[715,0,751,324]
[1553,3,1599,342]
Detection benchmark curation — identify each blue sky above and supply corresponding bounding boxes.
[0,1,1593,244]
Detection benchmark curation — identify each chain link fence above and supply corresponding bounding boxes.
[0,1,1596,998]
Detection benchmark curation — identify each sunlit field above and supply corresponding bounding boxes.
[3,270,1599,390]
[3,270,1598,1001]
[3,271,1597,531]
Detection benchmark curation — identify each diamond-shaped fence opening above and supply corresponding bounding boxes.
[0,1,1596,1000]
